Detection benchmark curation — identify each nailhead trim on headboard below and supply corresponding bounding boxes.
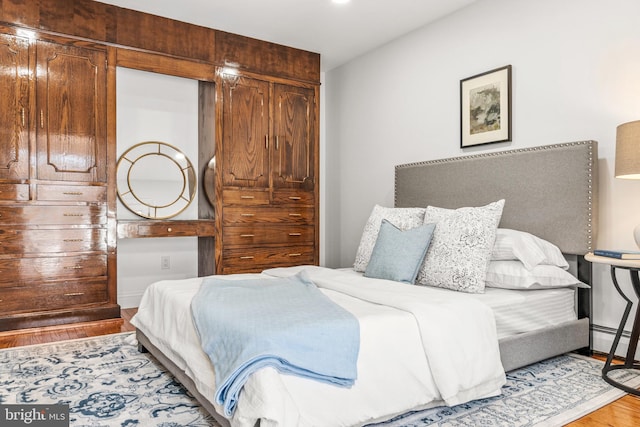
[394,140,598,253]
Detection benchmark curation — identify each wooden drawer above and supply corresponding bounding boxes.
[0,183,29,201]
[272,190,314,205]
[137,223,198,237]
[0,228,107,254]
[0,205,106,226]
[0,255,107,287]
[223,189,270,205]
[36,184,107,202]
[0,278,108,314]
[117,220,216,238]
[223,206,314,225]
[224,225,314,246]
[222,245,315,271]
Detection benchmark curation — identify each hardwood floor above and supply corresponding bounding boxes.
[0,311,638,426]
[0,308,137,348]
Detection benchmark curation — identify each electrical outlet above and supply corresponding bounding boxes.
[161,256,171,270]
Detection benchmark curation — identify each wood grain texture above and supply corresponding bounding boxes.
[0,183,28,200]
[272,84,316,190]
[116,219,216,239]
[116,48,216,81]
[221,75,271,188]
[1,278,108,313]
[223,224,314,246]
[35,39,107,182]
[215,30,320,83]
[112,6,215,63]
[0,31,29,181]
[0,308,135,349]
[0,204,107,225]
[222,206,314,225]
[0,254,107,286]
[221,244,315,273]
[0,0,320,83]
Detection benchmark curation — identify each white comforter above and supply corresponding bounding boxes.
[132,266,506,427]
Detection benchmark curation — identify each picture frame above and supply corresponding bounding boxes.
[460,65,512,148]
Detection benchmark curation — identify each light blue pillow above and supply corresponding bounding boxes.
[364,219,436,284]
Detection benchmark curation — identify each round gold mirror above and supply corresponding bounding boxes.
[117,142,196,219]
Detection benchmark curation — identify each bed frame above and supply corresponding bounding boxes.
[138,140,598,425]
[395,140,598,370]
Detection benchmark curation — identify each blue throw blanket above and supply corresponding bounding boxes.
[190,271,360,417]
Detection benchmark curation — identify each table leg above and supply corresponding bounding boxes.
[602,267,640,396]
[625,271,640,367]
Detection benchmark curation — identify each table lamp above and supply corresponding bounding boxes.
[615,119,640,247]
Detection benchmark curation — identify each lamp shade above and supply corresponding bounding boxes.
[615,120,640,179]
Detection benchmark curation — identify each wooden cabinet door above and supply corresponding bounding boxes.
[35,41,107,182]
[221,75,270,189]
[0,33,30,181]
[272,83,315,190]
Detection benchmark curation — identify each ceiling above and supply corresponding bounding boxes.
[98,0,476,71]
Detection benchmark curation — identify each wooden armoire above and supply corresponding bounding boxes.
[215,74,319,274]
[0,29,118,330]
[0,0,320,331]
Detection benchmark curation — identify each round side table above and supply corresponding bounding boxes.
[585,253,640,396]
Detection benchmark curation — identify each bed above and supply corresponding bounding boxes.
[132,140,598,427]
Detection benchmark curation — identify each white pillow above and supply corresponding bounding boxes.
[353,205,426,272]
[492,228,569,270]
[485,260,588,289]
[416,200,505,293]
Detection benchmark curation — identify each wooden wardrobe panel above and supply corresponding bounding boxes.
[0,32,29,181]
[35,40,107,183]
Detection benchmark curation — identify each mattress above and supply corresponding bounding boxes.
[474,286,576,339]
[131,267,577,426]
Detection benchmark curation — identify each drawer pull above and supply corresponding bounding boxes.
[167,227,172,232]
[240,256,254,260]
[63,213,84,217]
[63,239,84,242]
[288,213,302,217]
[289,253,302,257]
[289,233,302,236]
[63,191,84,196]
[63,266,83,270]
[240,234,255,238]
[240,195,255,199]
[64,292,84,297]
[288,196,302,200]
[240,213,255,217]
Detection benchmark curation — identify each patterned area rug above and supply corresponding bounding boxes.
[371,354,640,427]
[0,333,215,427]
[1,332,639,427]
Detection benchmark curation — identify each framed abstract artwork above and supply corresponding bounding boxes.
[460,65,512,148]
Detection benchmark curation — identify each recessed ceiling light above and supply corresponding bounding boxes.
[332,0,350,4]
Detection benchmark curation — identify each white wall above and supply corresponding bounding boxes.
[116,68,199,308]
[323,0,640,358]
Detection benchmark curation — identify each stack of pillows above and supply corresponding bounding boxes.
[353,201,586,293]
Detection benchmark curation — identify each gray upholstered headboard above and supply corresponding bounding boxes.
[395,141,598,255]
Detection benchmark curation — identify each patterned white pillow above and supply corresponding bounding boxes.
[353,205,426,272]
[416,200,505,293]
